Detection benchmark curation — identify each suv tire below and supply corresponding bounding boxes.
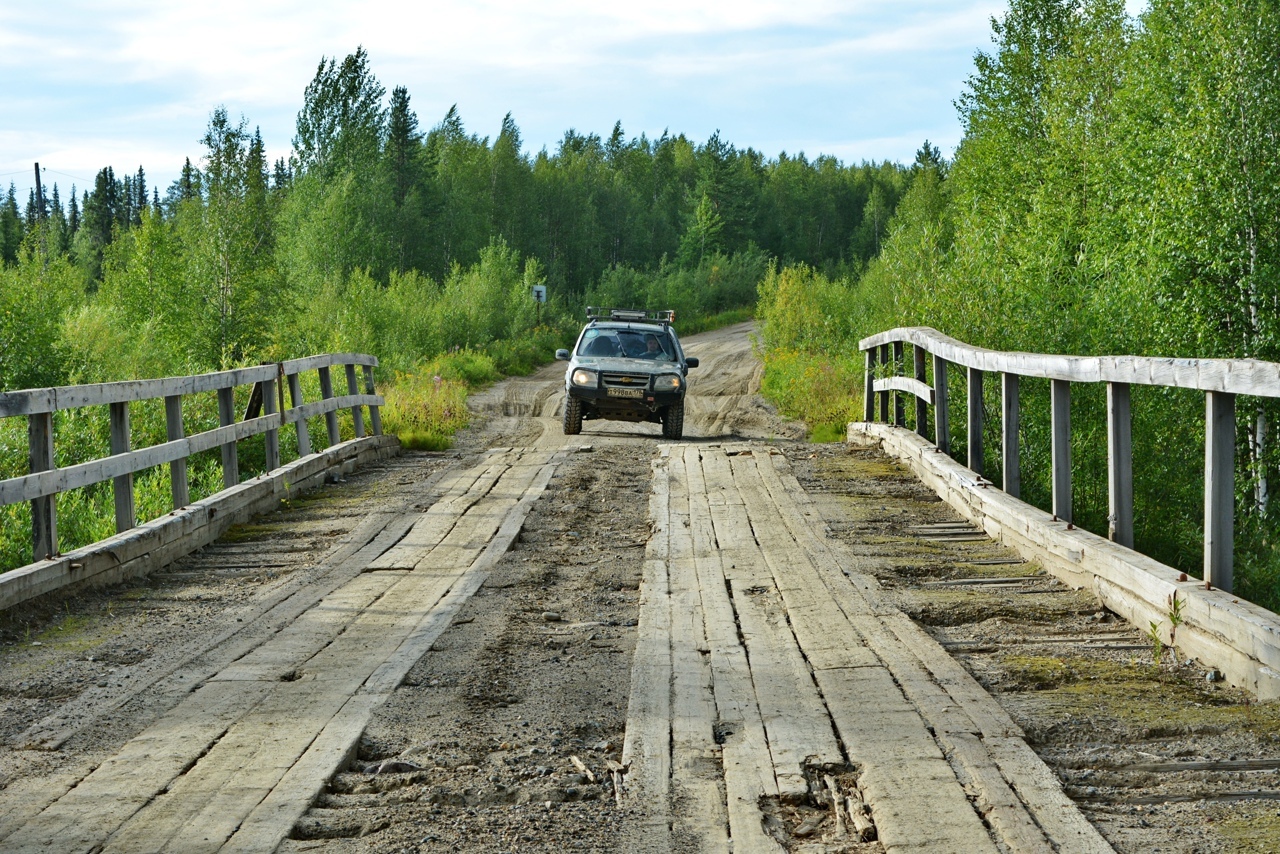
[563,396,583,435]
[661,401,684,440]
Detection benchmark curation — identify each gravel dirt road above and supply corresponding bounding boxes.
[1,321,1278,853]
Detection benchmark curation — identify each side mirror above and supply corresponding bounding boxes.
[685,357,699,369]
[555,349,570,361]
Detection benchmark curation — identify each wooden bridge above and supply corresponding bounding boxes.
[0,322,1276,852]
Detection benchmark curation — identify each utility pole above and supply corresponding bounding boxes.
[33,162,46,221]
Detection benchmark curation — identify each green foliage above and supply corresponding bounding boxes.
[754,0,1280,612]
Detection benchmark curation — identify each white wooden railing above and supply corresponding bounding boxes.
[860,327,1279,595]
[1,354,383,564]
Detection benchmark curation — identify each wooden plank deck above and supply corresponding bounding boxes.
[622,442,1114,854]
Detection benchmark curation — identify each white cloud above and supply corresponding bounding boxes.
[2,1,1002,198]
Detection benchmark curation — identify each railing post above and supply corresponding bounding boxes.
[287,371,313,457]
[913,346,928,438]
[345,363,366,439]
[363,365,383,436]
[1107,382,1133,548]
[864,348,876,422]
[1001,373,1020,498]
[109,401,135,532]
[967,367,983,475]
[878,344,891,422]
[319,366,340,448]
[165,395,189,508]
[892,341,905,427]
[263,376,281,472]
[1205,391,1235,592]
[217,386,239,489]
[933,355,949,455]
[1051,379,1071,522]
[29,412,57,561]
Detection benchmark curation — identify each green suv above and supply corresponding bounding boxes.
[555,308,699,439]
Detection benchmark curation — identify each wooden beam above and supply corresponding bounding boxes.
[864,349,877,422]
[893,341,905,427]
[878,344,891,422]
[1051,379,1071,523]
[1001,373,1020,499]
[28,412,56,561]
[967,367,983,475]
[286,372,312,457]
[319,367,340,448]
[165,395,189,509]
[914,345,928,438]
[871,377,935,404]
[218,386,239,489]
[934,355,950,455]
[859,326,1280,398]
[345,364,365,439]
[263,377,281,472]
[1205,391,1235,593]
[1107,383,1133,548]
[362,365,383,436]
[109,401,135,533]
[0,365,277,417]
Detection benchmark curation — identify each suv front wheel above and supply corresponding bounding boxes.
[563,396,583,435]
[661,401,684,440]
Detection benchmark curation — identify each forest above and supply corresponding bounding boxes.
[7,0,1279,612]
[756,0,1280,609]
[0,46,915,570]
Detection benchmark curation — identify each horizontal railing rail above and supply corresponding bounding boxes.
[5,353,384,565]
[861,327,1257,594]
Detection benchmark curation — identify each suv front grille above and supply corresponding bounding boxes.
[601,372,650,390]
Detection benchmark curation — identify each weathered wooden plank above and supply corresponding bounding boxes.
[0,680,274,852]
[28,411,56,561]
[262,376,280,472]
[1107,382,1133,547]
[318,366,340,448]
[666,449,731,849]
[1002,372,1020,498]
[688,452,785,853]
[621,452,673,848]
[286,371,312,457]
[219,692,384,854]
[879,343,891,422]
[362,364,383,436]
[164,395,189,508]
[864,348,877,422]
[968,367,984,475]
[913,344,929,437]
[1205,391,1235,593]
[109,401,135,532]
[934,354,950,455]
[217,386,239,489]
[893,340,906,426]
[872,375,935,406]
[859,326,1280,395]
[344,363,365,439]
[280,352,378,374]
[1051,379,1072,522]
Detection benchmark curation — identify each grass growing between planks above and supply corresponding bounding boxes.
[999,653,1280,738]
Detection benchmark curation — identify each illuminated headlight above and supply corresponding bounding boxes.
[653,374,682,391]
[571,369,598,387]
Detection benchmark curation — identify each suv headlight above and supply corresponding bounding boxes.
[653,374,682,391]
[571,368,598,387]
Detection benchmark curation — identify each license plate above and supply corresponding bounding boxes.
[607,387,644,398]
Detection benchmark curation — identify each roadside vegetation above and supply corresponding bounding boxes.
[755,0,1280,611]
[0,47,912,571]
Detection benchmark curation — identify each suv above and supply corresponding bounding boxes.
[556,308,699,439]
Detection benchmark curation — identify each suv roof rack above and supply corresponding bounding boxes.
[585,307,676,325]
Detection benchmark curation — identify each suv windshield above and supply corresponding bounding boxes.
[577,328,675,361]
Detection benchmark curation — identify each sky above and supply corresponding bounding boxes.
[0,1,1016,207]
